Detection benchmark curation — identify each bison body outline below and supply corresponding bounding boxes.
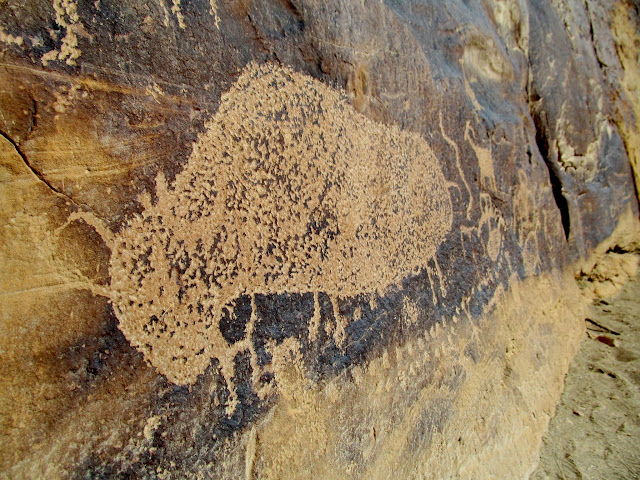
[108,63,453,410]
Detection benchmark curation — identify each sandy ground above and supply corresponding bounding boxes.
[532,267,640,479]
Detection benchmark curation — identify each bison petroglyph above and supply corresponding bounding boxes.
[108,63,453,410]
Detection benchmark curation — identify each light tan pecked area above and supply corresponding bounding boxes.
[108,62,453,407]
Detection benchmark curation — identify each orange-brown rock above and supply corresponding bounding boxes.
[1,0,639,478]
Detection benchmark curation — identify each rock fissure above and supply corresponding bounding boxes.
[528,101,572,240]
[0,129,78,207]
[584,0,607,70]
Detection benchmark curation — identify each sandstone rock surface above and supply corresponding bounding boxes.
[1,1,639,478]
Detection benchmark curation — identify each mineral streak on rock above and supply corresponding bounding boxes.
[109,63,453,406]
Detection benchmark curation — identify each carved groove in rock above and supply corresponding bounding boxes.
[109,63,453,409]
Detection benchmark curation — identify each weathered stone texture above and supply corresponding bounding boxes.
[1,0,639,478]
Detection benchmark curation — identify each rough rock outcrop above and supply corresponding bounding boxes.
[1,1,639,478]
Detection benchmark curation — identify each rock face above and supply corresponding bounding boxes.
[0,1,638,478]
